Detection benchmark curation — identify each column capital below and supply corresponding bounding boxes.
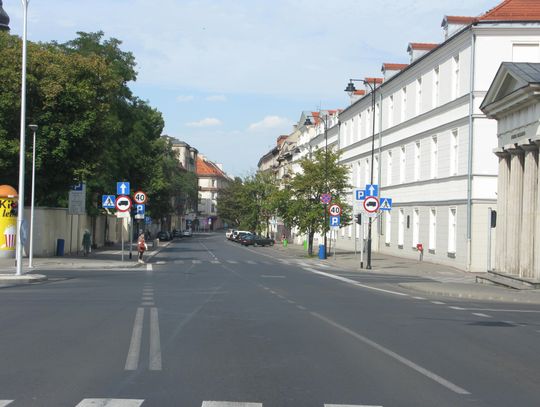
[494,147,510,158]
[506,143,524,155]
[520,143,538,152]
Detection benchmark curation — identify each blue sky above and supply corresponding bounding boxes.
[5,0,495,176]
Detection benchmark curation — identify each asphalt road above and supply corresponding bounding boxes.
[0,232,539,406]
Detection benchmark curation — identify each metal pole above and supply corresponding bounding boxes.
[360,221,364,269]
[366,84,376,270]
[487,207,492,272]
[15,0,29,275]
[28,125,37,268]
[129,216,132,260]
[121,218,125,262]
[324,118,328,259]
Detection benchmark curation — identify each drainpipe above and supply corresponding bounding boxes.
[378,92,383,241]
[466,30,476,271]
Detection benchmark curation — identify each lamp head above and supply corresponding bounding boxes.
[344,81,356,95]
[303,117,313,126]
[28,124,38,132]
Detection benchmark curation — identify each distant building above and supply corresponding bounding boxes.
[170,139,198,173]
[196,155,230,231]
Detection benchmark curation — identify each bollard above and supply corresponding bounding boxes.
[283,238,288,248]
[416,243,424,261]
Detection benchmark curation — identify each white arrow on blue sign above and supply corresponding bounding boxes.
[365,184,379,197]
[380,198,393,211]
[102,195,116,209]
[117,182,130,196]
[329,215,341,227]
[354,189,366,201]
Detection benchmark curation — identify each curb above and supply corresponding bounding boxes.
[0,273,48,285]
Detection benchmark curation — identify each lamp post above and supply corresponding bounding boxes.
[303,114,329,259]
[345,79,377,269]
[15,0,30,275]
[28,124,37,268]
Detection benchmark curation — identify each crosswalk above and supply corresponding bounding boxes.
[169,259,288,266]
[0,400,382,406]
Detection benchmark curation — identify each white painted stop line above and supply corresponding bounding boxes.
[75,399,144,407]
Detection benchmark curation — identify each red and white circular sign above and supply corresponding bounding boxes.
[133,191,147,204]
[363,196,380,213]
[115,195,132,212]
[328,204,342,216]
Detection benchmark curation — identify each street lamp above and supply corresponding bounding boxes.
[15,0,30,275]
[28,124,38,268]
[304,113,329,259]
[345,79,378,269]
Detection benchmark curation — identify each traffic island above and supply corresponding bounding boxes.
[0,273,47,286]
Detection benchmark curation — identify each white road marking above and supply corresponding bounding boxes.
[211,260,221,264]
[311,312,470,395]
[297,305,307,310]
[412,296,426,300]
[304,268,408,297]
[0,401,13,407]
[149,307,162,370]
[245,260,256,264]
[193,260,202,264]
[141,302,154,306]
[125,308,144,370]
[227,260,238,264]
[155,261,166,265]
[199,240,218,260]
[431,301,446,305]
[76,399,144,407]
[317,263,331,268]
[472,313,492,318]
[466,308,540,313]
[449,306,466,310]
[142,296,153,300]
[202,402,262,407]
[260,275,286,278]
[146,264,153,271]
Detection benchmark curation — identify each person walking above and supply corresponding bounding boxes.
[137,233,147,264]
[82,229,91,256]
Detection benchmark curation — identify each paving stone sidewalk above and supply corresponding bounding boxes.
[269,241,540,304]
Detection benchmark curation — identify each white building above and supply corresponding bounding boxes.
[196,155,230,231]
[289,0,540,272]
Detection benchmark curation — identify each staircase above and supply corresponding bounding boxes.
[476,270,540,290]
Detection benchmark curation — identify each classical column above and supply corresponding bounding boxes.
[519,144,538,278]
[494,150,510,273]
[506,146,524,275]
[534,141,540,280]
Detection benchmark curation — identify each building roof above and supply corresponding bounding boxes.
[196,156,227,178]
[0,0,10,31]
[407,42,439,51]
[382,63,409,71]
[364,77,384,84]
[478,0,540,21]
[442,15,476,25]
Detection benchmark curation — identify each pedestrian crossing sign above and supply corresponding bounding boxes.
[380,197,392,211]
[102,195,116,209]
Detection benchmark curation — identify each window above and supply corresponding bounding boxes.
[388,95,394,128]
[212,179,217,187]
[398,209,405,247]
[356,162,362,187]
[347,120,352,145]
[433,67,439,108]
[448,207,457,253]
[429,208,437,251]
[364,159,370,186]
[414,141,420,181]
[386,150,393,185]
[375,102,380,133]
[450,130,458,176]
[512,43,540,62]
[211,204,216,213]
[365,109,370,138]
[430,136,438,179]
[385,212,392,244]
[399,146,406,183]
[401,87,407,122]
[416,78,422,115]
[412,208,419,247]
[374,156,379,184]
[452,55,460,99]
[354,114,360,143]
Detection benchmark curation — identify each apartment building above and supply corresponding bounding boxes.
[196,155,230,231]
[334,0,540,272]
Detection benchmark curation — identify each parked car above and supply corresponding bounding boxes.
[239,234,255,246]
[182,229,193,237]
[231,230,251,241]
[172,229,183,238]
[241,235,275,247]
[234,231,252,243]
[157,231,171,241]
[226,229,237,239]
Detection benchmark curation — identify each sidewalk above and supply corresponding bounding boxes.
[0,241,167,287]
[269,241,540,304]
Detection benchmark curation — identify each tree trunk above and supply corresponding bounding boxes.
[308,228,314,256]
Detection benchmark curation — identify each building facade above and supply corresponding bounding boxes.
[196,155,230,231]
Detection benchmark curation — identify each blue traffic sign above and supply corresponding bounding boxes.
[329,215,341,227]
[136,204,145,215]
[117,182,130,196]
[145,216,152,225]
[72,182,84,191]
[102,195,116,209]
[365,184,379,197]
[380,198,393,211]
[354,189,366,201]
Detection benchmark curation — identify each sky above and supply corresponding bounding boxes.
[4,0,496,177]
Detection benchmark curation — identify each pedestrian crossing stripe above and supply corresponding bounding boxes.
[0,401,13,407]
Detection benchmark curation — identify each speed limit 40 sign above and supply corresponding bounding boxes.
[133,190,147,204]
[328,204,342,216]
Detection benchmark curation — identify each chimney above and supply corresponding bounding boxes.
[350,89,365,105]
[381,63,408,80]
[364,77,383,93]
[441,16,476,40]
[407,43,438,63]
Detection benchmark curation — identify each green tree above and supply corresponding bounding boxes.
[278,148,350,256]
[217,177,245,228]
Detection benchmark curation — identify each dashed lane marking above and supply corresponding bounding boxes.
[211,260,221,264]
[311,312,470,395]
[75,400,144,407]
[245,260,256,264]
[125,308,144,370]
[430,301,446,305]
[149,307,162,370]
[472,313,492,318]
[141,302,154,306]
[412,296,426,300]
[260,275,286,278]
[226,260,238,264]
[201,402,262,407]
[193,260,202,264]
[449,306,466,310]
[303,267,408,297]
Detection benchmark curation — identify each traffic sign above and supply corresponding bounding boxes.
[329,215,341,228]
[354,189,366,201]
[115,195,132,212]
[145,216,152,225]
[363,196,380,213]
[328,204,342,216]
[380,198,393,211]
[365,184,379,197]
[102,195,116,209]
[320,193,332,205]
[117,182,130,196]
[136,204,145,215]
[133,191,147,204]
